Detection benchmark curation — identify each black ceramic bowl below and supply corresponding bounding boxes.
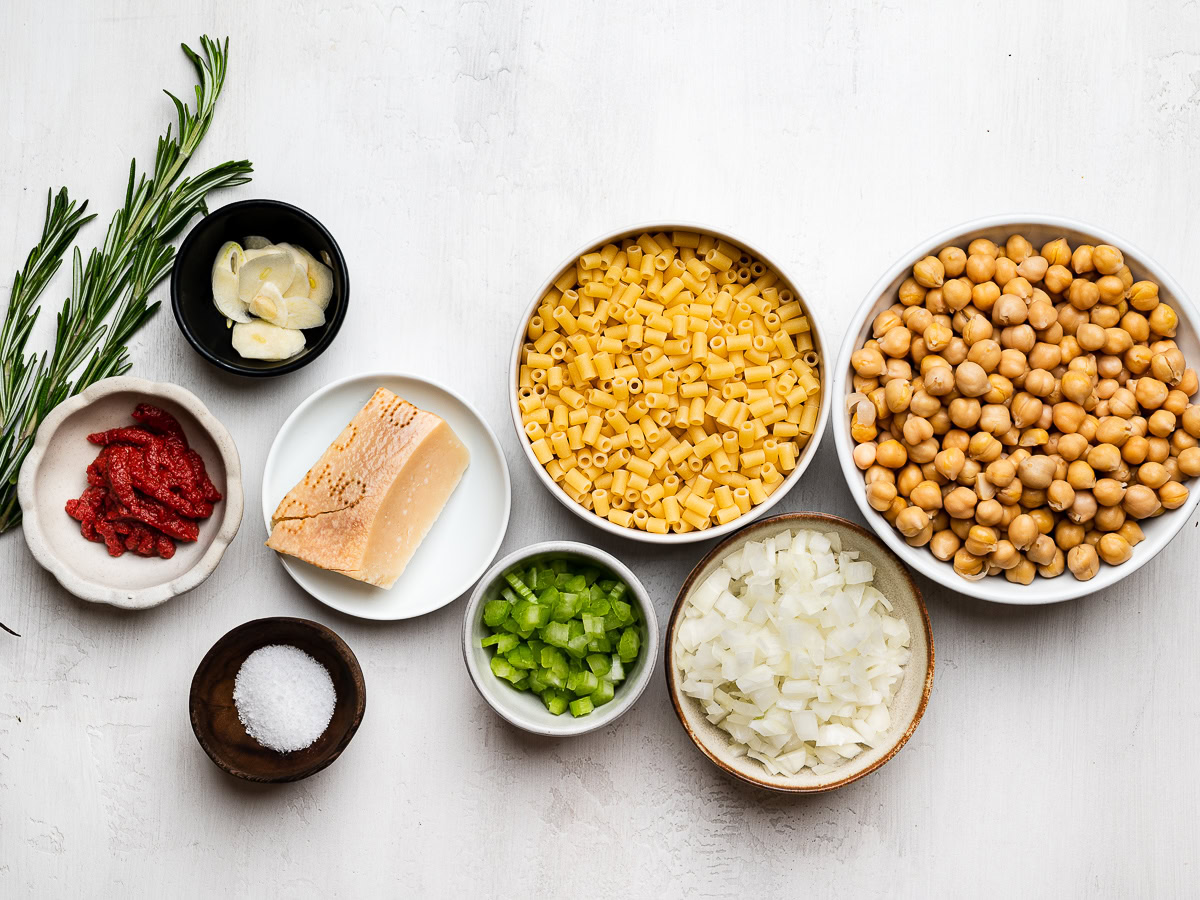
[171,199,349,377]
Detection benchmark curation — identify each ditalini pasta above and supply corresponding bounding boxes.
[517,230,821,533]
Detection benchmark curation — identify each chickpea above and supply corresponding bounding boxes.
[1180,368,1198,395]
[1012,455,1054,490]
[1086,443,1121,473]
[954,361,989,397]
[879,325,912,358]
[930,529,961,561]
[1183,407,1200,439]
[972,280,1001,312]
[1122,484,1161,519]
[1057,432,1089,461]
[910,480,944,511]
[968,339,1002,373]
[864,465,895,485]
[1092,244,1124,275]
[1052,402,1087,434]
[1148,303,1178,337]
[875,439,908,469]
[1096,275,1126,305]
[1005,558,1036,585]
[1067,543,1100,581]
[978,404,1011,435]
[1055,520,1085,550]
[882,496,907,524]
[1114,521,1144,548]
[1148,409,1176,438]
[1097,533,1133,565]
[1159,481,1190,510]
[934,246,965,278]
[1066,460,1096,490]
[991,294,1028,327]
[913,256,945,289]
[1046,479,1075,512]
[1000,324,1037,353]
[909,437,939,464]
[1093,478,1126,507]
[1035,547,1065,578]
[1146,436,1170,463]
[1150,348,1185,386]
[974,498,1004,526]
[994,257,1018,286]
[851,346,886,378]
[923,366,955,397]
[884,378,913,414]
[946,397,981,430]
[1043,263,1073,294]
[902,416,935,446]
[1005,234,1033,263]
[958,458,982,486]
[933,448,965,481]
[866,480,897,512]
[1137,461,1170,489]
[989,540,1021,570]
[953,548,986,580]
[944,486,978,518]
[1067,491,1098,524]
[1015,254,1048,282]
[1068,279,1100,311]
[1005,513,1037,551]
[1025,533,1057,567]
[1178,446,1200,477]
[995,479,1024,506]
[964,525,998,556]
[895,506,931,539]
[1024,369,1055,398]
[997,349,1028,380]
[1094,504,1126,533]
[1132,377,1167,411]
[1164,390,1189,416]
[968,431,1003,462]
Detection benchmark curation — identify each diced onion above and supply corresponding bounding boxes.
[676,529,912,777]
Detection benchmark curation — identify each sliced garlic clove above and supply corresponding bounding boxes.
[231,321,306,361]
[248,282,289,326]
[212,241,251,323]
[282,260,311,298]
[243,235,272,250]
[284,296,326,330]
[238,251,296,302]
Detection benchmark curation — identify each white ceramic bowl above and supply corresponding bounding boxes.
[666,513,934,792]
[461,541,660,737]
[18,376,243,609]
[834,215,1200,604]
[509,223,831,544]
[262,372,511,621]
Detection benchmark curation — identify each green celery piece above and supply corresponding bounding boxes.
[480,634,502,648]
[495,634,520,654]
[567,620,584,640]
[581,614,604,636]
[587,636,612,653]
[566,634,590,659]
[527,638,546,656]
[540,646,565,669]
[550,594,576,623]
[542,668,565,690]
[545,691,568,716]
[598,578,617,593]
[602,610,623,631]
[510,675,530,690]
[567,657,584,675]
[607,581,628,606]
[500,617,524,635]
[503,570,536,603]
[541,621,570,647]
[550,559,568,574]
[618,627,640,662]
[609,655,625,682]
[591,680,615,706]
[586,653,611,677]
[501,587,522,606]
[528,669,548,693]
[565,671,578,692]
[564,574,587,593]
[513,601,547,630]
[587,597,611,616]
[482,599,510,627]
[532,567,555,591]
[490,655,518,680]
[507,644,536,670]
[611,599,633,626]
[573,670,599,696]
[569,697,594,717]
[578,566,600,586]
[537,585,560,606]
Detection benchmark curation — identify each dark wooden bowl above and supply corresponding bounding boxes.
[189,617,366,782]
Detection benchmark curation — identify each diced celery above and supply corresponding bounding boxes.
[544,690,568,716]
[591,680,615,706]
[573,670,599,695]
[494,634,519,654]
[541,621,570,647]
[587,636,612,653]
[607,582,628,605]
[618,627,640,662]
[586,653,611,677]
[598,578,617,593]
[581,614,605,636]
[490,655,518,680]
[569,697,594,717]
[611,599,633,626]
[542,669,565,690]
[587,597,611,617]
[483,599,511,627]
[540,646,564,669]
[609,655,625,682]
[566,634,590,659]
[506,644,536,670]
[510,675,530,691]
[550,559,568,574]
[527,670,547,693]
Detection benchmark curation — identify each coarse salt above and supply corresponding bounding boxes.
[233,644,337,753]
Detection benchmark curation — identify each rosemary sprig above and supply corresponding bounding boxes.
[0,35,252,538]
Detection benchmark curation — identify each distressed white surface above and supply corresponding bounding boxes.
[3,1,1200,896]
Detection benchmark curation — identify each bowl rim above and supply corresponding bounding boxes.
[664,511,935,792]
[188,616,366,783]
[832,213,1200,605]
[507,220,831,544]
[16,375,244,609]
[461,540,661,737]
[169,197,350,378]
[260,369,513,621]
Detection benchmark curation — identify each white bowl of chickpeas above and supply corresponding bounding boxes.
[834,215,1200,604]
[511,224,829,543]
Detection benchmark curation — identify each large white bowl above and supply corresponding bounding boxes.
[833,214,1200,604]
[18,376,243,609]
[461,541,659,737]
[510,223,831,544]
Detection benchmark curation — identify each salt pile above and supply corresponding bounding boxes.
[233,644,337,753]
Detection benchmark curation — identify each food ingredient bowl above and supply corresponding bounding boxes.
[509,223,830,544]
[833,215,1200,604]
[262,372,512,621]
[170,198,349,377]
[462,541,660,737]
[17,376,243,609]
[189,617,366,783]
[666,512,934,793]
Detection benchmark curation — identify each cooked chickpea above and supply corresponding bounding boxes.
[1092,244,1123,275]
[1092,478,1125,507]
[875,440,908,469]
[953,548,986,579]
[1086,443,1121,473]
[1122,484,1161,519]
[1149,303,1178,337]
[1159,481,1190,510]
[1015,455,1055,489]
[943,486,978,518]
[1096,533,1132,565]
[913,256,945,289]
[1067,491,1098,524]
[1178,446,1200,477]
[895,506,931,539]
[929,529,961,561]
[866,480,897,512]
[1094,504,1126,533]
[1067,544,1100,581]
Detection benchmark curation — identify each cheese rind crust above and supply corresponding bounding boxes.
[267,387,470,588]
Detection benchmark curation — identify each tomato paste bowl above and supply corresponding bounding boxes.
[170,198,349,377]
[461,541,659,737]
[833,214,1200,605]
[17,376,243,609]
[509,223,830,545]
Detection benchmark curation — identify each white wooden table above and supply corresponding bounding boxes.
[4,2,1199,896]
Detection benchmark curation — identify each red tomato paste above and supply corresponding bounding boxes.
[65,404,222,559]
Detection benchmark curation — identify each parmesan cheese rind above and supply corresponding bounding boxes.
[266,388,470,588]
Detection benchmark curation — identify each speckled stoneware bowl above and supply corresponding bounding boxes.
[666,512,934,793]
[18,376,243,609]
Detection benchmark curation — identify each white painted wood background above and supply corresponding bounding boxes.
[3,1,1199,896]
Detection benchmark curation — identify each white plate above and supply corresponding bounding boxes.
[262,372,511,620]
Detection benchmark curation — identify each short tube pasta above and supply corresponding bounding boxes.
[518,230,821,532]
